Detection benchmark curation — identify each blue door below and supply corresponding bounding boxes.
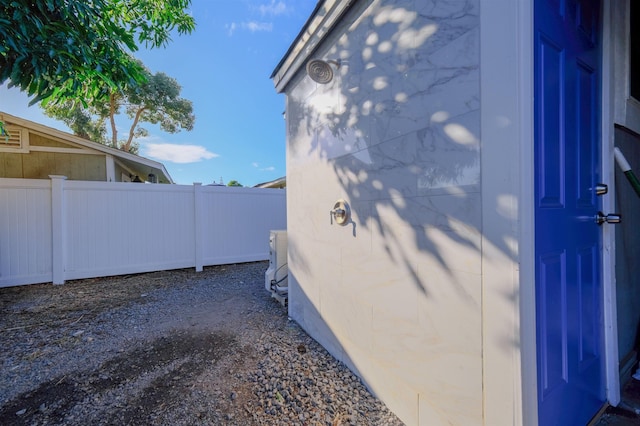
[534,0,605,425]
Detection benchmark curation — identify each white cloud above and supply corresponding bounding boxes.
[145,143,219,164]
[259,0,288,16]
[243,21,273,32]
[226,22,237,36]
[252,162,275,171]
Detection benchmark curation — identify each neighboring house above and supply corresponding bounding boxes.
[0,112,172,183]
[271,1,639,425]
[253,176,286,189]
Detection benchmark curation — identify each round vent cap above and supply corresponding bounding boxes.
[306,59,334,84]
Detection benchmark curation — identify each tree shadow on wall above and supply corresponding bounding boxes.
[286,0,517,304]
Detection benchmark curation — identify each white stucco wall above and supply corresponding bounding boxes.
[284,1,486,424]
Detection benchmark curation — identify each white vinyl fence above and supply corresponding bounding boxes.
[0,176,286,287]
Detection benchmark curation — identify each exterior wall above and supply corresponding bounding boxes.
[30,133,72,148]
[284,1,483,424]
[614,127,640,375]
[0,125,169,182]
[0,152,23,178]
[607,0,640,385]
[0,151,106,180]
[0,131,107,181]
[24,152,105,181]
[479,0,533,423]
[114,162,132,182]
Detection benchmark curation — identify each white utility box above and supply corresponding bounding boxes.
[265,230,288,305]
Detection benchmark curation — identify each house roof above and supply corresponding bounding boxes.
[0,112,174,183]
[253,176,286,189]
[270,0,357,93]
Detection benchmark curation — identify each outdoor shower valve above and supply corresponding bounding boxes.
[330,200,350,226]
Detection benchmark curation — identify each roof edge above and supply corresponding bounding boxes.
[269,0,326,79]
[270,0,357,93]
[253,176,286,188]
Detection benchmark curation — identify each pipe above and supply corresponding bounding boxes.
[614,147,640,198]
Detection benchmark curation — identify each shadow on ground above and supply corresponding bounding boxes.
[0,331,237,425]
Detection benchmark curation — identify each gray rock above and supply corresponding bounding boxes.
[0,262,403,426]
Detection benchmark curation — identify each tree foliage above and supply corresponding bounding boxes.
[42,65,195,153]
[43,101,109,143]
[0,0,195,105]
[227,180,243,187]
[120,70,195,152]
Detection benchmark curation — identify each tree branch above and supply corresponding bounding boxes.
[125,107,146,152]
[109,92,118,148]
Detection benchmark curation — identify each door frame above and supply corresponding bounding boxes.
[600,0,621,409]
[480,0,619,424]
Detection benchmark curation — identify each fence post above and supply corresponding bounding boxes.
[194,183,203,272]
[50,175,67,285]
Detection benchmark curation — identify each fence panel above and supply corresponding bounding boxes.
[0,177,286,287]
[0,179,53,287]
[64,181,197,280]
[201,186,287,264]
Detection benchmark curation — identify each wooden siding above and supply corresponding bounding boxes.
[0,151,106,180]
[29,133,74,148]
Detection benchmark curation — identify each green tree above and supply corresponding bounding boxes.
[0,0,195,105]
[119,70,195,152]
[227,180,243,187]
[42,101,109,143]
[42,66,195,153]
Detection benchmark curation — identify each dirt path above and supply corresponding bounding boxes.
[0,265,267,425]
[0,262,403,426]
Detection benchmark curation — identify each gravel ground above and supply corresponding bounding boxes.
[0,261,404,426]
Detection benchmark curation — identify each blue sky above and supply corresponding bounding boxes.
[1,0,317,186]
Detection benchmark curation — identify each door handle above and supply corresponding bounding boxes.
[595,211,622,225]
[595,183,608,196]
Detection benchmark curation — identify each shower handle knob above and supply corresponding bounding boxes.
[329,200,350,226]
